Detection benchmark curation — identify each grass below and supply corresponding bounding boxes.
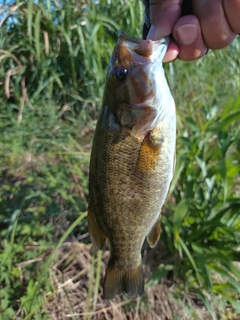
[0,0,240,319]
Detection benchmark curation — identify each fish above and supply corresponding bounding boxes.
[87,31,176,299]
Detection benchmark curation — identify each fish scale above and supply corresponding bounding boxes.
[88,31,176,299]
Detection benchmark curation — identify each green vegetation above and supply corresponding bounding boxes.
[0,0,240,319]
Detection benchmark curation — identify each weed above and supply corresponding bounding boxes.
[1,0,240,318]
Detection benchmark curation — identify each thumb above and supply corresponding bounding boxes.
[146,0,183,40]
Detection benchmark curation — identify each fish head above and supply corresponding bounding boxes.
[103,31,173,136]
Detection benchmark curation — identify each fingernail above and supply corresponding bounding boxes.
[147,26,156,40]
[147,25,165,41]
[175,24,198,45]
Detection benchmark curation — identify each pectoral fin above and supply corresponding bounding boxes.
[87,203,106,249]
[147,218,161,248]
[136,128,162,172]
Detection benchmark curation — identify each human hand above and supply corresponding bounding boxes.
[146,0,240,62]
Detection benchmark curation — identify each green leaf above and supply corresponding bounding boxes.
[173,199,189,242]
[206,111,240,132]
[147,264,174,288]
[27,0,34,43]
[178,237,201,285]
[191,243,212,289]
[34,10,41,60]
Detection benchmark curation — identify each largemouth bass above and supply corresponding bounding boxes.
[88,31,176,299]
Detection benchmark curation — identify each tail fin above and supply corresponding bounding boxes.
[103,258,144,299]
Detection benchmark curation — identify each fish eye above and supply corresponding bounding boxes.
[115,67,128,82]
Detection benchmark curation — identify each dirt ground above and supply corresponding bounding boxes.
[44,241,214,320]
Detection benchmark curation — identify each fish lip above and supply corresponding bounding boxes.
[118,30,170,47]
[118,31,170,61]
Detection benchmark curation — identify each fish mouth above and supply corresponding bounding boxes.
[118,31,169,62]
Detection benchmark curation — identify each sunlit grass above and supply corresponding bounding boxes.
[0,0,240,318]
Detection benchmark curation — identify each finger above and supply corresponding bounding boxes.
[173,15,207,61]
[193,0,237,49]
[223,0,240,33]
[163,41,179,63]
[147,0,183,40]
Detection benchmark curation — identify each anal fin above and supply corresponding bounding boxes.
[87,203,106,249]
[147,218,161,248]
